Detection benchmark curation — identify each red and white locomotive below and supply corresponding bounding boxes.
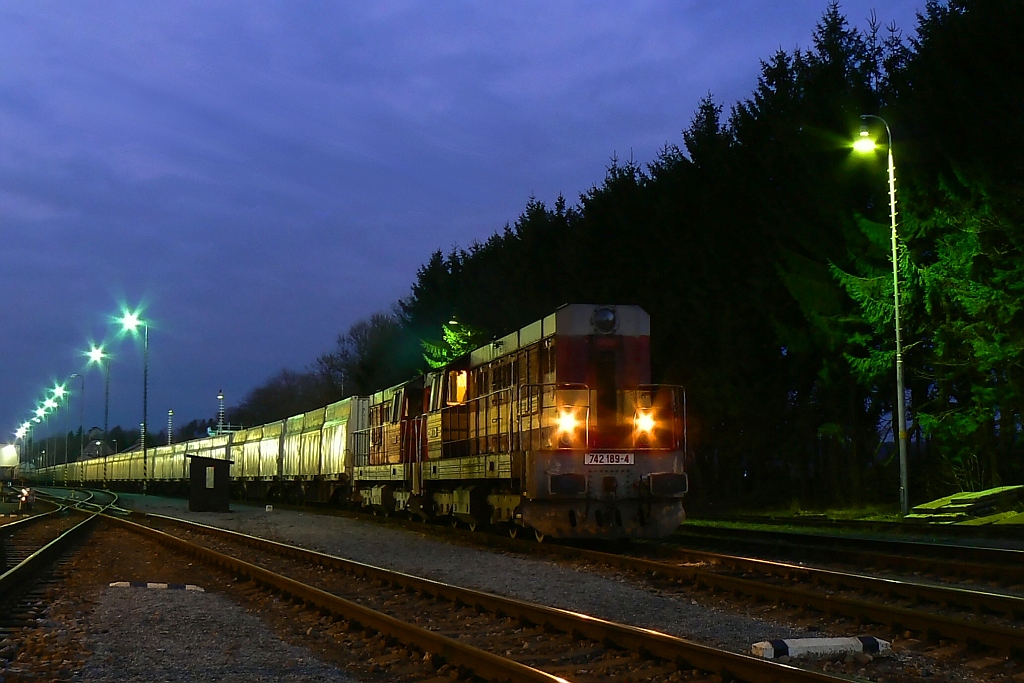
[351,304,688,539]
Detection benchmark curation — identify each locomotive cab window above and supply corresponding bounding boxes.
[447,370,468,406]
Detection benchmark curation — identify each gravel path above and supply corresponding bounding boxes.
[120,495,825,652]
[79,587,357,683]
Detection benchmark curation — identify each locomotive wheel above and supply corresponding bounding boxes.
[450,518,459,529]
[508,525,518,539]
[534,529,545,543]
[467,521,477,532]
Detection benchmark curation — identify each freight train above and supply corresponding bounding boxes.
[34,304,688,540]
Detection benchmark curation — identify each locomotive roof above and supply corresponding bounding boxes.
[468,303,649,369]
[366,304,650,404]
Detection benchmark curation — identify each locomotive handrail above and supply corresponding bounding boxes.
[436,386,516,458]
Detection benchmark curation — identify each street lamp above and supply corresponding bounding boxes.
[52,382,71,484]
[86,344,111,439]
[217,391,225,434]
[14,423,29,465]
[855,113,910,516]
[117,307,149,492]
[68,373,84,473]
[37,402,53,469]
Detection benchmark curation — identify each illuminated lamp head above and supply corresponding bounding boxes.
[853,123,877,154]
[592,307,617,334]
[555,410,580,447]
[87,344,107,365]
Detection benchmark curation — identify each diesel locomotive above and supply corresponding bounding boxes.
[35,304,689,540]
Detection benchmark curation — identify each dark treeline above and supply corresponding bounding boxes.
[229,1,1023,511]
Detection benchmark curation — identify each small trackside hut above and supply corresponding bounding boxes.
[352,304,688,540]
[187,454,232,512]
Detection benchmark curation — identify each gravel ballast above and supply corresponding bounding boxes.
[80,587,357,683]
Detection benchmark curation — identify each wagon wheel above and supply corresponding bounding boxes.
[534,529,545,543]
[450,518,459,529]
[467,521,477,532]
[508,525,519,539]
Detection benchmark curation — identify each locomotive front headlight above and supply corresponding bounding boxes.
[635,410,657,447]
[555,410,581,447]
[556,410,579,435]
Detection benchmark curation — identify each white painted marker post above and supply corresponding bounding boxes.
[751,636,889,660]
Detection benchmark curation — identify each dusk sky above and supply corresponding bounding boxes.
[2,1,923,442]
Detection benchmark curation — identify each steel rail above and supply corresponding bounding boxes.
[327,511,1024,618]
[195,502,1024,651]
[105,514,569,683]
[36,488,126,516]
[638,546,1024,618]
[702,515,1024,541]
[675,524,1024,572]
[0,506,66,537]
[130,513,853,683]
[667,528,1023,584]
[0,513,97,600]
[537,545,1024,653]
[340,514,1024,653]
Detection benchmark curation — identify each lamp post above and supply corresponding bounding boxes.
[855,113,910,516]
[117,308,149,493]
[87,344,111,440]
[70,373,84,473]
[217,391,225,434]
[52,384,69,484]
[42,398,57,480]
[14,424,30,472]
[31,413,43,465]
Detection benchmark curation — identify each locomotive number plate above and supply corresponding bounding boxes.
[584,453,634,466]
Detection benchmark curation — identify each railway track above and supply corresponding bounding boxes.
[671,524,1024,583]
[44,489,1023,678]
[265,504,1024,655]
[35,487,124,515]
[114,511,853,683]
[545,543,1024,653]
[0,510,97,639]
[0,489,124,641]
[1,514,84,575]
[701,514,1024,542]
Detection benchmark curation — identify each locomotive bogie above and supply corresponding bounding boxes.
[519,498,685,539]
